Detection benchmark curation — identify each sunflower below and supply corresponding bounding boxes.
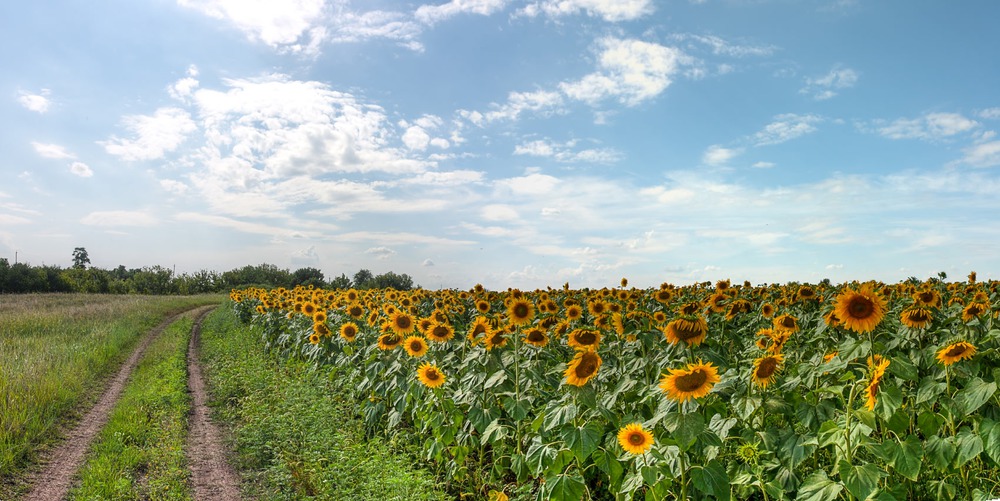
[912,289,941,308]
[313,310,328,324]
[403,335,429,357]
[751,354,783,389]
[962,302,989,323]
[340,322,359,342]
[313,322,331,337]
[475,300,490,314]
[467,316,491,345]
[483,328,509,351]
[423,322,454,343]
[797,286,817,302]
[308,332,321,345]
[823,310,841,328]
[564,349,602,386]
[653,289,673,304]
[565,304,584,321]
[900,307,932,329]
[377,333,402,351]
[417,362,446,388]
[936,341,977,366]
[659,361,721,403]
[652,311,667,324]
[663,317,708,347]
[823,351,838,363]
[587,300,608,317]
[772,314,799,333]
[833,285,887,333]
[707,292,728,313]
[508,298,535,326]
[523,327,549,348]
[386,311,416,335]
[617,423,654,455]
[302,302,318,316]
[345,302,365,319]
[567,328,601,350]
[760,303,775,318]
[864,356,890,411]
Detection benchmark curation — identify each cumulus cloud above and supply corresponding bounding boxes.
[518,0,654,22]
[160,179,189,195]
[877,112,979,141]
[752,113,822,146]
[101,107,197,161]
[365,246,396,259]
[415,0,508,24]
[80,210,157,227]
[702,145,741,165]
[959,140,1000,168]
[18,90,51,113]
[402,125,431,150]
[177,0,328,53]
[69,162,93,177]
[31,142,75,159]
[560,37,684,107]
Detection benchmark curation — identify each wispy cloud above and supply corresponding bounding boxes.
[177,0,327,54]
[702,145,742,165]
[560,37,685,107]
[69,162,93,177]
[958,140,1000,168]
[415,0,508,25]
[31,141,75,159]
[514,138,621,163]
[876,112,979,141]
[80,210,157,227]
[751,113,822,145]
[18,89,51,113]
[669,33,776,58]
[518,0,654,22]
[801,66,858,100]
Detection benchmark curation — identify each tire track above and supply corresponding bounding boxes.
[23,305,216,501]
[185,308,241,500]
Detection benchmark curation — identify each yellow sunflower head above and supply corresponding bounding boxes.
[962,302,989,323]
[387,312,416,335]
[772,314,799,333]
[417,362,446,388]
[377,333,402,351]
[565,304,584,321]
[751,354,783,389]
[403,335,429,357]
[467,316,491,345]
[662,317,708,347]
[659,360,721,403]
[339,322,359,342]
[507,298,535,326]
[567,328,601,350]
[617,423,654,455]
[564,349,602,386]
[832,285,887,333]
[523,327,549,348]
[936,341,977,366]
[900,307,932,329]
[425,322,455,343]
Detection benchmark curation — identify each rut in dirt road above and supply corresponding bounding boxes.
[23,306,216,501]
[185,310,241,501]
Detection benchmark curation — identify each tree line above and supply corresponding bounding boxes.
[0,248,416,294]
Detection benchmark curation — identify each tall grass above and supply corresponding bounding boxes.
[0,293,221,492]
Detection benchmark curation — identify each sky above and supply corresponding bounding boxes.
[2,0,999,290]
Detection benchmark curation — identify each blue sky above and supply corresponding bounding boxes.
[2,0,999,289]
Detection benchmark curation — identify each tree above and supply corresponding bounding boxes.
[328,273,351,289]
[72,247,91,269]
[292,267,325,288]
[353,269,374,289]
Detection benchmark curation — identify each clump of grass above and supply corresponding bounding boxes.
[69,314,197,500]
[0,294,221,496]
[199,307,449,501]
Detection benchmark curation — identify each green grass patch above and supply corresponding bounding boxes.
[0,294,221,497]
[199,306,450,501]
[69,312,200,500]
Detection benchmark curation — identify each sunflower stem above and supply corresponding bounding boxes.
[844,382,857,467]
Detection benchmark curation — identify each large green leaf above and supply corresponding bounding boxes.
[839,460,886,501]
[924,435,956,471]
[691,459,731,501]
[591,448,624,488]
[893,435,923,481]
[561,422,603,463]
[796,471,843,501]
[673,412,705,452]
[916,376,947,405]
[525,439,557,476]
[981,418,1000,464]
[954,377,997,416]
[544,473,587,501]
[889,355,919,381]
[543,402,577,431]
[954,429,984,468]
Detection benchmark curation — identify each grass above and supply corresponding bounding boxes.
[0,293,222,496]
[199,306,451,501]
[69,312,202,500]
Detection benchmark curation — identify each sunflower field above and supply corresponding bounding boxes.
[229,273,1000,501]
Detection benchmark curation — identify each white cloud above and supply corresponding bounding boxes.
[0,214,31,225]
[328,9,423,50]
[979,108,1000,120]
[877,112,979,140]
[365,246,396,260]
[477,90,565,123]
[176,212,325,238]
[31,142,75,159]
[481,204,520,221]
[670,34,776,58]
[560,37,684,107]
[494,172,560,195]
[752,161,775,169]
[801,66,858,100]
[69,162,93,177]
[169,76,200,101]
[702,145,741,165]
[422,258,435,266]
[519,0,654,22]
[18,90,51,113]
[177,0,327,53]
[101,107,197,161]
[415,0,508,24]
[291,245,320,266]
[752,113,822,145]
[160,179,189,195]
[514,138,621,163]
[402,125,431,150]
[959,140,1000,168]
[80,210,157,227]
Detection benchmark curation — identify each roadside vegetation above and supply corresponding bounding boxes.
[198,307,449,500]
[69,314,201,500]
[0,294,220,498]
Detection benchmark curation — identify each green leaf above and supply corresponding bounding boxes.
[620,470,644,496]
[981,418,1000,464]
[954,429,984,468]
[892,435,923,481]
[484,369,507,389]
[526,439,557,476]
[561,423,603,463]
[796,471,843,501]
[889,355,919,381]
[884,409,910,435]
[543,403,577,431]
[690,459,731,501]
[917,411,943,438]
[916,376,946,405]
[591,448,624,488]
[481,418,508,444]
[708,413,738,440]
[781,431,816,470]
[839,460,886,501]
[874,384,903,419]
[924,435,956,471]
[954,377,997,416]
[818,420,844,450]
[673,412,705,452]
